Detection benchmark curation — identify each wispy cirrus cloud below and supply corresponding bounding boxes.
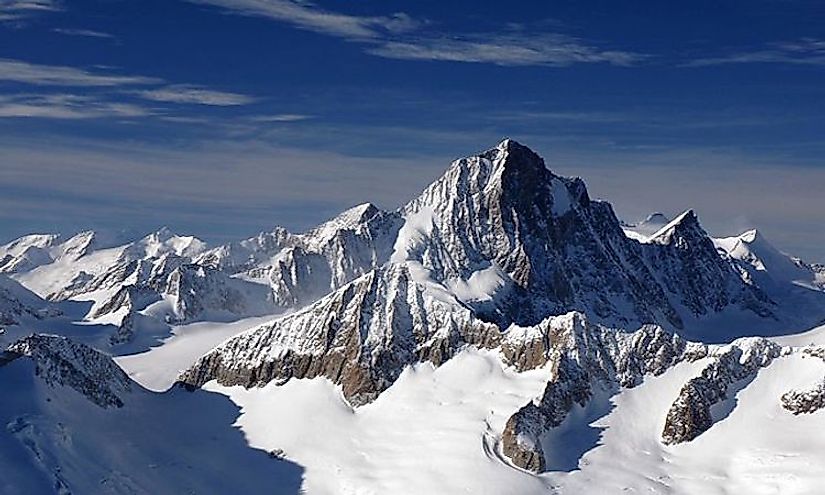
[686,38,825,67]
[135,84,257,106]
[188,0,643,67]
[0,58,160,86]
[248,114,311,122]
[0,58,266,120]
[0,93,153,119]
[368,34,644,67]
[0,0,60,21]
[188,0,419,39]
[52,27,115,39]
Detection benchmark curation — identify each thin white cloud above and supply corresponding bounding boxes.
[0,0,60,20]
[52,28,115,39]
[188,0,419,39]
[686,38,825,67]
[0,93,153,119]
[368,34,644,67]
[135,84,256,106]
[248,114,311,122]
[0,58,160,86]
[0,59,260,117]
[188,0,642,67]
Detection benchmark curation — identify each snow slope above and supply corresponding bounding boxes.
[199,344,825,495]
[205,349,554,495]
[116,313,284,391]
[0,336,303,495]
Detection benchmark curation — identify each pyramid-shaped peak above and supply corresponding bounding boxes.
[495,137,526,151]
[649,209,704,245]
[311,202,382,234]
[336,202,380,224]
[482,138,548,174]
[404,139,577,219]
[734,229,783,256]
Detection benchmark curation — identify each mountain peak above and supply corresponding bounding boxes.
[483,138,549,177]
[333,202,380,226]
[643,212,670,225]
[495,137,524,151]
[496,137,514,150]
[306,202,384,243]
[739,229,761,244]
[649,209,702,244]
[148,226,175,241]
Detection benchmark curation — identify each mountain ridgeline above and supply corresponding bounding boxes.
[4,139,825,476]
[175,139,825,471]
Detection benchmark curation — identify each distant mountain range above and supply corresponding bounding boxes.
[2,139,824,494]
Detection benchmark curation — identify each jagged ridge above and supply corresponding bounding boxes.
[3,334,132,408]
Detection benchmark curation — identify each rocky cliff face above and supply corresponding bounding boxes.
[0,274,57,326]
[645,211,774,319]
[163,264,275,323]
[4,334,132,408]
[780,346,825,415]
[395,139,689,329]
[393,139,774,330]
[661,337,783,445]
[499,314,705,472]
[180,263,501,405]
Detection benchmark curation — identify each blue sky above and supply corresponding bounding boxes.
[1,0,824,261]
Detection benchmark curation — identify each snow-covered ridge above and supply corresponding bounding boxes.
[0,274,57,326]
[4,334,132,408]
[4,139,821,348]
[622,212,671,240]
[180,262,501,405]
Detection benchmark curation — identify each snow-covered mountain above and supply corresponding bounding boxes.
[0,275,58,326]
[716,228,825,293]
[3,139,825,494]
[182,139,805,405]
[3,228,280,348]
[196,202,402,308]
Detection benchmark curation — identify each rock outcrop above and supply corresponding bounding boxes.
[4,334,132,408]
[781,379,825,415]
[180,263,501,405]
[661,338,783,445]
[0,274,57,325]
[197,203,403,309]
[500,314,703,472]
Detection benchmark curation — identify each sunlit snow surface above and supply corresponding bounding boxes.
[115,314,282,391]
[114,328,825,495]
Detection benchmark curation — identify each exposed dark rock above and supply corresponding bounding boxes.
[7,334,132,408]
[661,338,782,445]
[781,379,825,415]
[179,264,501,406]
[499,314,701,472]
